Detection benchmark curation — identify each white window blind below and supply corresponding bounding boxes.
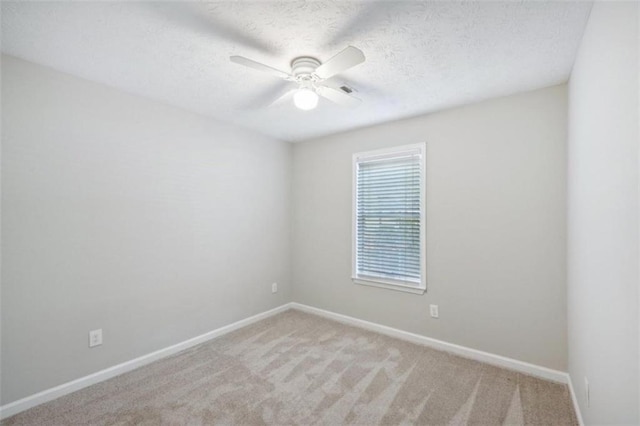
[353,144,426,293]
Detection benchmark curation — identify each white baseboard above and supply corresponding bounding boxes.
[567,374,585,426]
[0,303,293,420]
[2,301,575,420]
[290,302,569,384]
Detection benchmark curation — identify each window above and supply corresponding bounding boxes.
[352,143,426,294]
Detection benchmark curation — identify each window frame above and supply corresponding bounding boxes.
[351,143,427,295]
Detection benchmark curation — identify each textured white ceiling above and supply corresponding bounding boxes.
[1,1,591,142]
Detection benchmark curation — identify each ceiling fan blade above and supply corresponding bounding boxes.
[237,81,292,110]
[314,46,365,80]
[325,76,389,99]
[324,2,389,48]
[316,85,361,108]
[269,88,297,107]
[144,3,277,55]
[230,56,292,80]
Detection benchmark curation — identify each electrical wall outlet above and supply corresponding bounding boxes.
[429,304,439,318]
[584,377,590,407]
[271,282,278,293]
[89,329,103,348]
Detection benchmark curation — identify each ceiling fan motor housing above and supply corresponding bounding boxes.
[291,57,321,83]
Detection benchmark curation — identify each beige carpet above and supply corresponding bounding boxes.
[3,309,577,425]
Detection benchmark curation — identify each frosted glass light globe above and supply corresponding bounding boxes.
[293,88,319,110]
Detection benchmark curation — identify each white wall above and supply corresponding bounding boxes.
[292,85,568,370]
[0,55,292,405]
[567,2,639,424]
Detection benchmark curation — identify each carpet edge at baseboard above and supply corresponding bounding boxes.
[0,302,294,420]
[289,303,569,383]
[2,301,577,422]
[289,302,581,424]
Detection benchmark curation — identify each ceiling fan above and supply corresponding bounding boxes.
[230,46,365,111]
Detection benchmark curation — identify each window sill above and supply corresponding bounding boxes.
[352,277,426,295]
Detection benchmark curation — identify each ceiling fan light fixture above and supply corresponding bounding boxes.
[293,88,319,110]
[231,46,364,111]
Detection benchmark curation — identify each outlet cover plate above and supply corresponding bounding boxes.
[89,329,103,347]
[430,304,439,318]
